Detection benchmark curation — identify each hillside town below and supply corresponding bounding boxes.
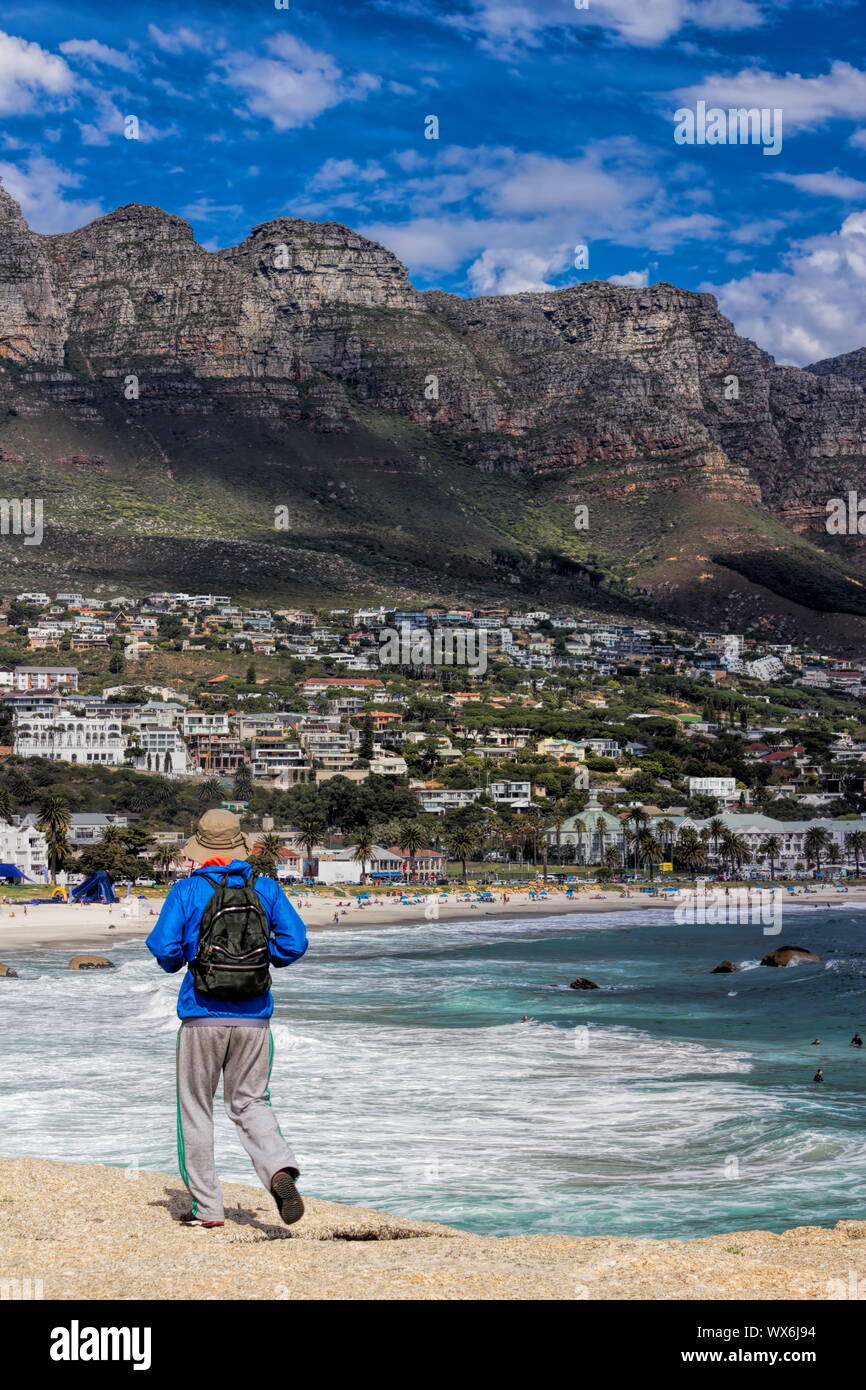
[2,588,866,885]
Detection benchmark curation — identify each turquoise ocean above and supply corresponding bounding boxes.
[1,906,865,1238]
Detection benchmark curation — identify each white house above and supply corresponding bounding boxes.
[0,818,48,879]
[14,710,126,764]
[688,777,737,800]
[414,787,482,814]
[489,779,533,807]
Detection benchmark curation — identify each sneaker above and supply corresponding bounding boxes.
[180,1215,224,1228]
[270,1168,304,1225]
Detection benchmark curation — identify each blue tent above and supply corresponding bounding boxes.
[0,862,32,881]
[70,871,118,904]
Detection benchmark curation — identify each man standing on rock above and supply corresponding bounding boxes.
[146,809,308,1229]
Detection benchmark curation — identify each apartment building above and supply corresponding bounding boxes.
[185,733,244,776]
[250,739,312,783]
[298,728,359,772]
[13,665,78,692]
[414,787,482,814]
[14,710,125,764]
[134,728,191,775]
[182,711,231,737]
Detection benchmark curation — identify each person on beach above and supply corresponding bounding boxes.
[146,810,308,1230]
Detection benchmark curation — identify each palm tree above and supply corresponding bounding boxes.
[525,806,544,871]
[758,834,782,881]
[35,794,72,884]
[638,830,663,881]
[724,833,751,877]
[657,818,676,860]
[293,815,324,867]
[601,844,621,876]
[595,815,608,866]
[551,808,565,865]
[625,806,648,873]
[251,831,284,879]
[442,825,480,883]
[395,819,428,880]
[153,845,181,883]
[0,785,16,825]
[846,829,866,879]
[827,843,842,872]
[572,817,587,867]
[803,825,832,877]
[233,762,254,802]
[197,777,223,808]
[352,831,375,885]
[707,817,725,868]
[676,828,706,880]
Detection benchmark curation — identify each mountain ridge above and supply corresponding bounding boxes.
[2,185,866,650]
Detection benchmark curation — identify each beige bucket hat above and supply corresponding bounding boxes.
[182,808,256,864]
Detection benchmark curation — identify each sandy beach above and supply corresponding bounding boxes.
[0,882,861,954]
[1,1156,864,1300]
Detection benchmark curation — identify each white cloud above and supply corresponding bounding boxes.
[58,38,134,71]
[639,211,722,250]
[356,143,729,289]
[674,62,866,133]
[772,170,866,200]
[729,217,785,244]
[850,127,866,151]
[76,94,177,146]
[608,268,650,286]
[359,215,485,273]
[220,33,379,130]
[0,155,102,231]
[147,25,209,54]
[489,151,655,217]
[441,0,764,56]
[0,30,74,115]
[180,197,243,222]
[708,210,866,364]
[468,245,569,295]
[308,158,387,190]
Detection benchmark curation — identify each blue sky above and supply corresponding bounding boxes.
[1,0,866,363]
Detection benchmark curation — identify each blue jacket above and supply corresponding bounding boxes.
[145,861,308,1020]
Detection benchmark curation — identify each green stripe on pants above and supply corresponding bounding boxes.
[175,1027,197,1218]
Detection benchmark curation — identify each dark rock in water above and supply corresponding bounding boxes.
[68,954,115,971]
[712,960,739,973]
[569,977,599,990]
[0,962,18,978]
[760,945,820,968]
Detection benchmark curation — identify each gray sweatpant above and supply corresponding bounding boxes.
[175,1021,298,1222]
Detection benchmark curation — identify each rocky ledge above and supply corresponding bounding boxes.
[1,1157,863,1300]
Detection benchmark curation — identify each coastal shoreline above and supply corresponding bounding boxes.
[0,883,862,954]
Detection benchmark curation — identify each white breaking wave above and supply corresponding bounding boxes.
[1,919,865,1238]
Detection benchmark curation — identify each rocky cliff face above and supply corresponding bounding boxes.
[1,189,866,641]
[0,188,67,366]
[6,189,864,496]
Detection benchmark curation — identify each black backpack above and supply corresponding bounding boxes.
[190,873,272,1000]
